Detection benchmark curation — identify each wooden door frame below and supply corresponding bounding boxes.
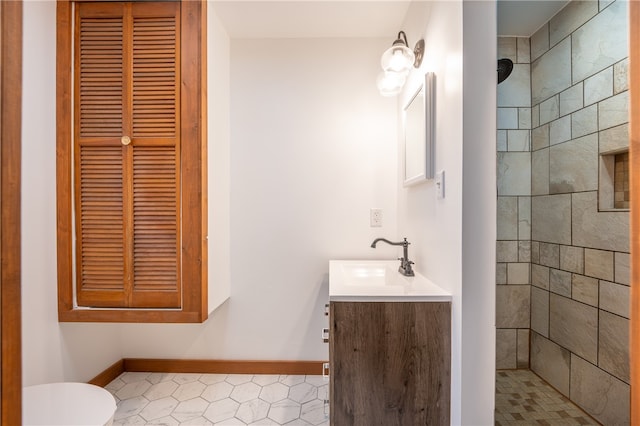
[630,1,640,422]
[0,0,23,423]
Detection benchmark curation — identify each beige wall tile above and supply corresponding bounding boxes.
[517,329,530,368]
[550,268,571,297]
[497,240,518,263]
[539,95,560,124]
[518,107,532,129]
[497,130,507,152]
[531,241,540,264]
[571,104,598,138]
[539,242,560,268]
[532,264,550,290]
[497,197,518,240]
[496,263,507,285]
[584,248,614,280]
[599,123,628,154]
[498,64,531,108]
[532,195,571,244]
[533,39,571,105]
[498,37,517,61]
[600,280,629,318]
[614,252,630,285]
[570,354,630,425]
[598,311,629,383]
[532,149,549,195]
[571,274,598,307]
[559,83,583,116]
[571,0,628,82]
[598,90,629,130]
[516,37,530,63]
[584,66,613,106]
[507,129,531,151]
[613,58,629,94]
[532,123,550,151]
[530,23,549,62]
[532,104,540,128]
[549,115,571,145]
[518,241,531,263]
[550,294,598,363]
[560,245,584,274]
[549,134,598,194]
[531,332,570,395]
[531,287,549,337]
[518,197,531,240]
[508,263,530,285]
[498,107,519,129]
[572,191,629,252]
[549,0,598,46]
[496,285,531,328]
[498,152,531,196]
[496,328,517,369]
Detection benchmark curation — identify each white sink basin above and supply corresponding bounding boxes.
[329,260,452,302]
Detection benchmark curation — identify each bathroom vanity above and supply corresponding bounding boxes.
[327,260,452,425]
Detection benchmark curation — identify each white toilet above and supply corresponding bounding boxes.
[23,382,117,426]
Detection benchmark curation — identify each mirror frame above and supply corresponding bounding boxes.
[403,72,435,186]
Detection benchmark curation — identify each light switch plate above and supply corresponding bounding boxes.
[436,170,445,199]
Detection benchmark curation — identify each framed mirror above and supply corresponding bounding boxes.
[403,72,435,186]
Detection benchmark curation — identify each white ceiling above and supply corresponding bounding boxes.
[212,0,569,39]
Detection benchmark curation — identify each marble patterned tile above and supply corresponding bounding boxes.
[144,381,179,401]
[571,274,598,307]
[549,294,598,363]
[202,382,233,403]
[531,264,549,290]
[507,262,530,285]
[599,123,628,153]
[173,381,206,402]
[300,399,329,425]
[231,382,262,403]
[278,376,306,387]
[147,373,176,385]
[498,64,531,108]
[259,382,290,404]
[531,287,549,337]
[531,123,549,151]
[288,383,317,404]
[614,58,629,94]
[199,374,227,385]
[559,83,584,116]
[598,90,629,130]
[549,268,571,297]
[600,280,629,318]
[268,399,301,424]
[518,197,531,240]
[598,310,629,383]
[252,375,281,387]
[572,0,628,83]
[531,149,549,196]
[530,23,549,62]
[117,381,153,400]
[497,107,519,130]
[172,397,210,423]
[225,374,254,386]
[584,248,614,281]
[549,0,598,47]
[497,152,531,196]
[532,38,571,105]
[549,115,571,146]
[532,195,571,244]
[114,396,149,421]
[570,354,630,425]
[204,398,240,423]
[530,332,570,395]
[584,66,613,106]
[139,396,179,422]
[572,191,629,252]
[614,252,630,285]
[498,37,517,61]
[571,104,598,139]
[560,245,584,274]
[549,134,598,194]
[496,329,517,369]
[496,285,530,328]
[539,95,560,125]
[507,129,530,151]
[236,398,271,424]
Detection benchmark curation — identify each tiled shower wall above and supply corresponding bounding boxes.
[497,1,630,424]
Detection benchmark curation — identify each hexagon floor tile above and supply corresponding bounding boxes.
[109,373,329,425]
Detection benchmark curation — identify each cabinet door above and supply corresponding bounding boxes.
[330,301,451,425]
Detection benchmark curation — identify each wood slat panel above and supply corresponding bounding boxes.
[77,146,125,305]
[132,16,177,138]
[133,146,179,298]
[78,16,123,138]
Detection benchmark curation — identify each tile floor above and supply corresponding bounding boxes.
[107,372,329,425]
[495,370,600,425]
[109,368,598,425]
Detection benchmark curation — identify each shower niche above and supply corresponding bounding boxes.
[599,149,630,211]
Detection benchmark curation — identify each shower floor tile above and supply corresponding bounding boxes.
[495,369,600,425]
[107,373,329,425]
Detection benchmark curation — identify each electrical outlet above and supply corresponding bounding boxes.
[370,208,383,227]
[436,170,445,199]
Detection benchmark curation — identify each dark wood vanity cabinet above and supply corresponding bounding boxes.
[329,301,451,425]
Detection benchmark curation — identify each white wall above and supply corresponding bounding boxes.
[21,0,123,386]
[119,31,399,358]
[396,1,496,424]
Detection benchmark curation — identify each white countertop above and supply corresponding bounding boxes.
[329,260,452,302]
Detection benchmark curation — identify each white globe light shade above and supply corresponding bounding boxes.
[376,71,406,97]
[381,44,415,73]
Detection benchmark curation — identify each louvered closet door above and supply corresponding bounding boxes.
[74,2,181,309]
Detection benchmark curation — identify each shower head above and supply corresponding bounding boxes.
[497,58,513,84]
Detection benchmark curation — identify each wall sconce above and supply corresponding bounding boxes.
[377,31,425,97]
